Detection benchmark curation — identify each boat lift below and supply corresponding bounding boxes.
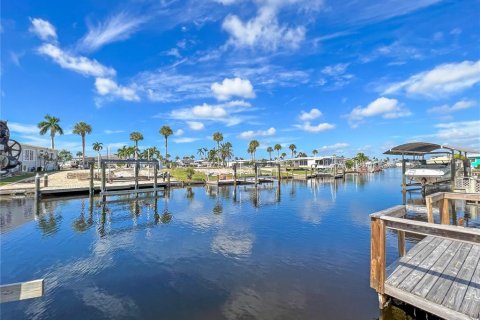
[384,142,479,193]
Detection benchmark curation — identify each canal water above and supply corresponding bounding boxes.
[1,169,478,319]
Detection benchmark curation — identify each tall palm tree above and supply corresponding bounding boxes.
[197,148,204,159]
[267,146,273,160]
[288,144,296,159]
[73,122,92,166]
[116,146,129,159]
[212,132,223,167]
[220,142,233,166]
[129,131,144,160]
[92,142,103,171]
[249,140,259,161]
[281,152,287,160]
[160,126,173,166]
[76,151,83,158]
[312,149,318,157]
[247,146,254,161]
[38,114,64,150]
[274,144,282,159]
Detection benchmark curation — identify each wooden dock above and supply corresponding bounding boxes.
[370,192,480,320]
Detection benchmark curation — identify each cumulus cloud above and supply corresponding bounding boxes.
[29,18,57,41]
[296,122,335,133]
[187,121,205,130]
[174,129,184,136]
[347,97,411,127]
[432,120,480,144]
[172,137,201,143]
[383,60,480,98]
[239,127,276,139]
[427,99,477,114]
[299,108,322,121]
[168,101,252,126]
[78,11,148,52]
[221,1,309,51]
[211,77,255,101]
[95,78,139,102]
[38,43,116,78]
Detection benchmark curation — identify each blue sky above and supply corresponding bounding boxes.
[2,0,480,158]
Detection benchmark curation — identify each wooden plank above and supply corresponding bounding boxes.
[426,243,472,305]
[370,205,406,219]
[441,198,450,225]
[381,216,480,245]
[443,245,480,312]
[385,283,472,320]
[386,237,440,288]
[459,249,480,318]
[412,241,463,298]
[100,187,165,196]
[397,239,453,293]
[444,192,480,201]
[427,192,446,203]
[426,196,434,223]
[0,279,44,303]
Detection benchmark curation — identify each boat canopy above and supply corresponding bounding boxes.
[384,142,479,156]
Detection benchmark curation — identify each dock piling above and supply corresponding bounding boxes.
[34,173,41,201]
[43,173,48,187]
[134,162,139,190]
[89,162,94,196]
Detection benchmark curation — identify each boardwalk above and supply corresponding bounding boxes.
[386,236,480,319]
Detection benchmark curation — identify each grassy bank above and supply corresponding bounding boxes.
[0,173,37,186]
[168,168,207,182]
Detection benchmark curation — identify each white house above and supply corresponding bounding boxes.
[283,156,346,168]
[19,144,58,172]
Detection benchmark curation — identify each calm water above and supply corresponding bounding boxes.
[1,169,479,319]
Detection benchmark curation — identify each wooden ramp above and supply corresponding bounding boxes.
[385,237,480,320]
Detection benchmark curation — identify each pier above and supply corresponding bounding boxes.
[370,192,480,319]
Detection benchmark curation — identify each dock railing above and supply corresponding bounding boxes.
[425,192,480,224]
[370,199,480,308]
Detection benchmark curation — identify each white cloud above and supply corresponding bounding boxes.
[221,1,307,51]
[8,122,39,134]
[174,129,184,136]
[383,60,480,98]
[104,129,125,134]
[318,143,349,153]
[433,121,480,143]
[322,63,349,76]
[78,11,147,52]
[38,43,116,78]
[165,48,181,58]
[95,78,139,102]
[296,122,335,133]
[187,121,205,131]
[299,108,322,121]
[347,97,411,127]
[211,77,255,101]
[239,127,276,139]
[172,137,201,143]
[427,99,477,114]
[29,18,57,41]
[319,63,354,89]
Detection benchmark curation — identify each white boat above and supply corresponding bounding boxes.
[405,162,451,185]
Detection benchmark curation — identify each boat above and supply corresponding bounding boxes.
[405,160,452,185]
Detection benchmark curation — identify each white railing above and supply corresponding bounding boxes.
[455,177,480,193]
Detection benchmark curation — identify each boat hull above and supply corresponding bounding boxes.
[405,168,451,185]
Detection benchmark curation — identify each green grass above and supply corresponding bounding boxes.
[0,172,37,186]
[168,168,207,182]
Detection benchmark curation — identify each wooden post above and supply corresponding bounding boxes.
[34,173,41,201]
[43,173,48,187]
[153,164,158,191]
[167,172,171,188]
[89,162,94,196]
[451,151,456,191]
[397,230,406,257]
[370,217,386,296]
[426,195,434,223]
[233,164,237,186]
[401,154,406,191]
[101,162,106,193]
[134,162,139,190]
[441,198,450,225]
[277,164,281,181]
[254,164,258,186]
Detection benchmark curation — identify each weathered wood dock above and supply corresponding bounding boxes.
[371,192,480,320]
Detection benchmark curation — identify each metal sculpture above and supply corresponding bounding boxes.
[0,120,22,175]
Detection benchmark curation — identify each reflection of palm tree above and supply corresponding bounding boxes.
[38,212,62,236]
[72,199,91,232]
[186,187,195,201]
[161,211,172,224]
[213,202,223,215]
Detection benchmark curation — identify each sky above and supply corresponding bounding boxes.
[1,0,480,159]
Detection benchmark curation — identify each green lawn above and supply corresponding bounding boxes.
[168,168,207,182]
[0,172,37,186]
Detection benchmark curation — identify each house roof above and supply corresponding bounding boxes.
[384,142,479,156]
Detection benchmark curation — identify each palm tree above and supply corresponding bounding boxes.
[116,146,129,160]
[274,144,282,159]
[92,142,103,172]
[160,126,173,166]
[142,147,160,160]
[247,146,254,161]
[73,122,92,166]
[220,142,233,166]
[289,144,296,159]
[249,140,260,161]
[213,132,223,166]
[267,146,273,160]
[38,114,64,150]
[312,149,318,157]
[197,148,204,159]
[129,131,144,160]
[76,151,83,158]
[281,152,287,160]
